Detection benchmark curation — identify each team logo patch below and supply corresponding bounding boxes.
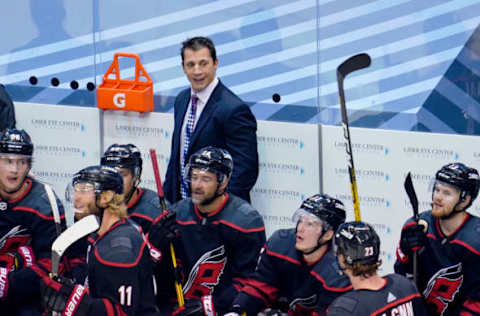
[423,263,463,316]
[184,245,227,298]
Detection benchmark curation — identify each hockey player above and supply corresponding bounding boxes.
[229,194,352,316]
[148,146,266,315]
[101,143,162,232]
[0,128,64,315]
[38,165,158,316]
[328,221,429,316]
[395,162,480,315]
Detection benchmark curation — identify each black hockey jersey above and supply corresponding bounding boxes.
[395,211,480,315]
[64,187,162,285]
[327,274,429,316]
[165,193,266,314]
[85,219,158,316]
[126,187,162,233]
[233,228,352,316]
[0,178,63,310]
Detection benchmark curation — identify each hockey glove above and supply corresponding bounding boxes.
[224,304,245,316]
[172,296,215,316]
[0,267,9,299]
[148,211,179,251]
[260,308,288,316]
[41,275,90,316]
[0,246,35,272]
[14,246,35,270]
[400,221,427,257]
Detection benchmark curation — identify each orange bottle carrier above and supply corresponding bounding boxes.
[97,52,154,112]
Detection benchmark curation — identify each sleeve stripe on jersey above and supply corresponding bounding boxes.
[13,206,65,221]
[178,220,197,225]
[129,212,153,222]
[265,248,301,266]
[450,239,480,254]
[103,298,116,316]
[310,271,352,292]
[233,277,248,290]
[241,278,279,303]
[372,293,421,316]
[462,298,480,314]
[94,239,147,268]
[213,219,265,233]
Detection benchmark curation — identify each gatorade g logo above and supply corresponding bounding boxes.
[113,93,126,108]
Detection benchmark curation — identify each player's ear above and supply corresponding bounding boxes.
[218,175,229,191]
[460,194,471,207]
[323,229,334,242]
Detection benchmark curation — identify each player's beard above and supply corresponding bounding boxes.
[75,199,100,218]
[431,201,456,218]
[192,188,217,206]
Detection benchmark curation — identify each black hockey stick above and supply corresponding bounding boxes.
[336,53,371,222]
[404,172,422,285]
[150,149,185,307]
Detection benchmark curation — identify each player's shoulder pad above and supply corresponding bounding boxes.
[266,228,296,253]
[18,179,65,217]
[169,199,194,221]
[328,294,358,314]
[312,250,351,290]
[218,195,265,231]
[454,213,480,253]
[131,187,162,218]
[94,221,145,266]
[386,273,416,289]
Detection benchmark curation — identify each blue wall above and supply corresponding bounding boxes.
[1,0,479,135]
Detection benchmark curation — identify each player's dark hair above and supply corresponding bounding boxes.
[181,36,217,64]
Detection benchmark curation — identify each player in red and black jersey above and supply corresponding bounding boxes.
[328,221,428,316]
[101,143,163,233]
[0,128,64,315]
[64,143,165,285]
[395,162,480,315]
[39,165,158,316]
[229,194,351,316]
[148,146,266,315]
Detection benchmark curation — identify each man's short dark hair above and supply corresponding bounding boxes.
[181,36,217,64]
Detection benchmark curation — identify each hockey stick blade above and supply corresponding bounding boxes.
[404,172,419,218]
[44,183,63,236]
[51,215,99,276]
[337,53,371,80]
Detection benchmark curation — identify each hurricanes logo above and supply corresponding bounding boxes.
[423,263,463,315]
[183,245,227,298]
[0,225,29,253]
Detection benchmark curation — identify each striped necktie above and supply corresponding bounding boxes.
[180,95,198,198]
